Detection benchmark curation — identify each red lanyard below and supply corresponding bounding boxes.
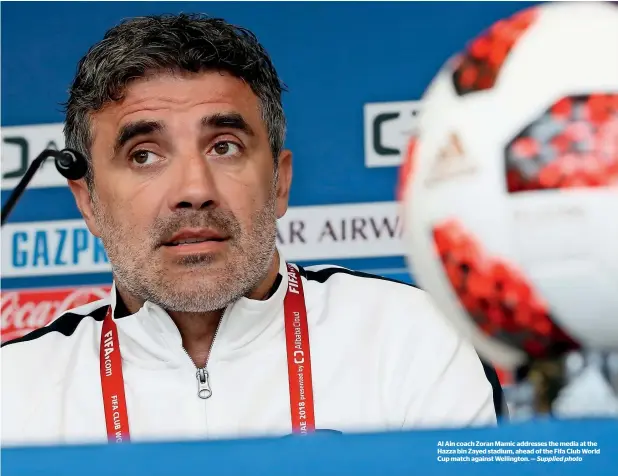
[100,307,131,443]
[282,264,315,434]
[100,264,315,443]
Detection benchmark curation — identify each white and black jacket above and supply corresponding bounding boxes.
[2,258,501,446]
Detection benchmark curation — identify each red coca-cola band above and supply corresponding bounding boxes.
[100,264,315,442]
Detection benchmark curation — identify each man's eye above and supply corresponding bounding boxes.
[210,141,242,157]
[130,150,159,165]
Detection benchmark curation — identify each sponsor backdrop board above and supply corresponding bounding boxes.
[1,2,535,384]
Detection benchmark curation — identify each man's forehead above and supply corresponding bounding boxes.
[89,71,266,146]
[95,71,262,125]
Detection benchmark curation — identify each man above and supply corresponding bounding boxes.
[2,14,501,446]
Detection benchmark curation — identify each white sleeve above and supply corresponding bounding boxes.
[396,292,498,429]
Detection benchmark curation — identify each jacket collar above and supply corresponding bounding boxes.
[108,254,289,368]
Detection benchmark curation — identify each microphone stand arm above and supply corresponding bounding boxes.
[1,149,85,227]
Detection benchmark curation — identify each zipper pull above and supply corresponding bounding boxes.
[196,368,212,400]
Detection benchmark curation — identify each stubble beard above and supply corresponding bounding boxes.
[91,190,278,313]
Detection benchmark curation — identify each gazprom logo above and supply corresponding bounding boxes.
[2,219,111,278]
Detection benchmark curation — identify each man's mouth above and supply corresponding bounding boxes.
[166,237,227,246]
[162,229,228,247]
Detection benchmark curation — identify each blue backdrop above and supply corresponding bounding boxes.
[1,1,536,292]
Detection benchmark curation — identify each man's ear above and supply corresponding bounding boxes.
[68,178,101,238]
[275,149,292,219]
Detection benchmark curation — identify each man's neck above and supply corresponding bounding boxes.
[115,252,281,368]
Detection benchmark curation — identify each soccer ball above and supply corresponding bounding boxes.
[399,2,618,371]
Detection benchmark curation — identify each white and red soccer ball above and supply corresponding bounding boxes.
[400,2,618,370]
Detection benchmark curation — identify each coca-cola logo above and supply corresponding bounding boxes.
[1,286,111,342]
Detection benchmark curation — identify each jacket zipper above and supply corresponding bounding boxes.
[183,318,223,400]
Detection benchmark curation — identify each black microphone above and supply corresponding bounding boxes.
[1,148,88,227]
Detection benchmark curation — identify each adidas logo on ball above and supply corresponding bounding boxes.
[424,132,478,185]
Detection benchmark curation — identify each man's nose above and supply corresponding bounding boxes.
[168,153,218,210]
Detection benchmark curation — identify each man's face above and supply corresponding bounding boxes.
[71,71,292,312]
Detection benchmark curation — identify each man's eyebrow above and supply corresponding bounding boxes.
[201,113,255,136]
[114,120,165,155]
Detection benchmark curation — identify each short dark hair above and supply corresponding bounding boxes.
[64,13,287,187]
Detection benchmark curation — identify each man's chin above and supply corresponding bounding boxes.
[158,245,229,267]
[161,254,237,284]
[153,278,251,313]
[173,252,221,267]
